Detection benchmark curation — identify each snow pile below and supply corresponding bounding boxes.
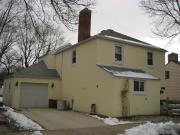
[103,68,158,80]
[32,131,43,135]
[2,106,43,131]
[0,97,3,102]
[119,121,180,135]
[91,115,134,126]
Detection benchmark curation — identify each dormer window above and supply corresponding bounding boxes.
[147,52,153,65]
[115,46,122,62]
[72,49,76,64]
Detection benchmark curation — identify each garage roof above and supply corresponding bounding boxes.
[97,64,159,80]
[12,61,60,79]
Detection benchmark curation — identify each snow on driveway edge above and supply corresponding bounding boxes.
[2,106,44,131]
[90,115,137,125]
[119,121,180,135]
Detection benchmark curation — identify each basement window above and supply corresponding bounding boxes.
[134,80,145,92]
[115,46,122,62]
[72,49,76,64]
[147,52,153,66]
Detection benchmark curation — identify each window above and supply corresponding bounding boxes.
[115,46,122,62]
[134,81,145,92]
[165,71,170,79]
[147,52,153,65]
[72,49,76,64]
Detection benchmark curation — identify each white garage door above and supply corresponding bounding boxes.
[20,83,48,108]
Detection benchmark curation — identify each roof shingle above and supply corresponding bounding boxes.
[13,61,60,79]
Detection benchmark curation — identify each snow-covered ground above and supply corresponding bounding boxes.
[0,97,3,102]
[119,121,180,135]
[2,106,43,131]
[32,131,43,135]
[91,115,136,125]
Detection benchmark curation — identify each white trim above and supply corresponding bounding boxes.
[147,50,154,66]
[133,80,146,95]
[114,45,124,65]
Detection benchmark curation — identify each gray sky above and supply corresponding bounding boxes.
[65,0,180,59]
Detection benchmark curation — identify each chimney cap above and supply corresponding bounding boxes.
[80,8,91,13]
[168,52,178,63]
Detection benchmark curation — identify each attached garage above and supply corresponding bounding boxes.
[3,61,61,108]
[20,83,48,108]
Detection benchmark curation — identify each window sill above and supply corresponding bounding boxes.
[71,63,77,67]
[133,92,146,96]
[147,65,154,69]
[114,61,123,65]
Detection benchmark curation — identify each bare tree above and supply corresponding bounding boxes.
[0,0,95,67]
[140,0,180,39]
[17,14,64,67]
[0,26,16,62]
[0,50,22,74]
[0,0,18,61]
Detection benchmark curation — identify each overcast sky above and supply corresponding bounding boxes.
[65,0,180,60]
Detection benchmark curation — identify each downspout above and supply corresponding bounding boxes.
[60,52,63,79]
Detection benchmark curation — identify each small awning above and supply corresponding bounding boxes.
[97,64,159,80]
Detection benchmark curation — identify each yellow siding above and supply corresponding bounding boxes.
[3,78,15,106]
[55,39,115,116]
[40,54,56,69]
[4,36,165,117]
[128,79,160,115]
[4,78,61,108]
[96,38,165,80]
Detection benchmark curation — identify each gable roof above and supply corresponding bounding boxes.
[10,61,60,79]
[97,29,166,52]
[97,64,159,80]
[54,29,166,55]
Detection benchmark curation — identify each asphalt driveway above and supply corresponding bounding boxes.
[20,109,105,130]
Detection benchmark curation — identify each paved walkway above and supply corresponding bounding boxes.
[20,109,106,130]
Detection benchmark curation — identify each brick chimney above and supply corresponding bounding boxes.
[78,8,91,42]
[168,53,178,63]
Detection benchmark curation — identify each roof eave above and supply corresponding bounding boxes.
[97,35,167,52]
[113,75,160,80]
[14,75,61,80]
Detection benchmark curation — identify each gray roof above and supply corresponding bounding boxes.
[98,29,166,51]
[13,61,60,79]
[53,43,72,55]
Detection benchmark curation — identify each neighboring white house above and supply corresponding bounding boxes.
[164,53,180,100]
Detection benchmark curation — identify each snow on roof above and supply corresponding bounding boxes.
[104,35,162,50]
[107,70,158,80]
[98,29,166,52]
[53,43,72,54]
[98,64,159,80]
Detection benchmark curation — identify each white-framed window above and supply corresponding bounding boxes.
[134,80,145,93]
[115,46,122,62]
[72,49,76,64]
[147,51,153,65]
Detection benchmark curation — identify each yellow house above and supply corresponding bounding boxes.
[3,8,166,117]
